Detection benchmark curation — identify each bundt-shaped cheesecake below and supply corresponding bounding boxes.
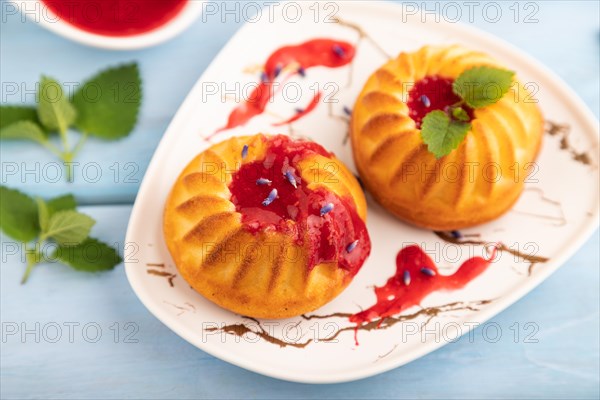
[164,134,371,318]
[351,45,543,230]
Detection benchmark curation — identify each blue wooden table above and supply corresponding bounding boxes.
[1,1,599,398]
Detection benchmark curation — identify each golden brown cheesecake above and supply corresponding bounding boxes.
[351,45,543,230]
[164,134,371,318]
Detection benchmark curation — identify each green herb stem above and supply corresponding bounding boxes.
[21,241,43,284]
[449,99,465,109]
[58,126,70,153]
[62,151,74,183]
[71,131,88,159]
[40,139,63,158]
[59,130,87,182]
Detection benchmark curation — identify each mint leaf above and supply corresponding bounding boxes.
[0,186,39,242]
[0,106,41,129]
[453,66,514,108]
[36,197,50,234]
[37,76,77,133]
[44,210,95,246]
[421,110,471,159]
[451,107,470,122]
[35,195,77,235]
[52,238,121,272]
[47,194,76,217]
[72,63,141,139]
[0,121,47,144]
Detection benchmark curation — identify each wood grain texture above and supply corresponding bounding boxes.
[1,0,598,398]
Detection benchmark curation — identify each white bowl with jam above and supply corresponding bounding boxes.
[11,0,204,50]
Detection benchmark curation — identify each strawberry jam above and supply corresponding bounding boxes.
[42,0,188,37]
[407,75,474,128]
[228,135,370,276]
[351,245,495,326]
[215,39,355,134]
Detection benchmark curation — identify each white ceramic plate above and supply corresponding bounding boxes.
[11,0,203,50]
[125,1,599,383]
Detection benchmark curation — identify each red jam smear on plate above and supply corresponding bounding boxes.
[215,39,356,134]
[351,245,495,326]
[228,135,370,276]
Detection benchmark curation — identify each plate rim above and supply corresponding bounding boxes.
[125,1,600,384]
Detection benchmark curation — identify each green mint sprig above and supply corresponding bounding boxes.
[421,66,515,159]
[0,63,141,181]
[0,186,122,284]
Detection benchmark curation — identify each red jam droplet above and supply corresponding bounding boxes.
[350,245,495,326]
[42,0,188,37]
[407,75,473,128]
[228,135,370,276]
